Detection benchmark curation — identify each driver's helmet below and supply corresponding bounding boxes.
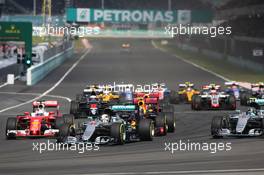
[211,85,216,90]
[103,90,110,95]
[125,86,131,92]
[187,87,192,91]
[100,114,110,123]
[36,104,45,115]
[231,83,237,89]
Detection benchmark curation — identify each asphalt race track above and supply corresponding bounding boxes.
[0,39,264,175]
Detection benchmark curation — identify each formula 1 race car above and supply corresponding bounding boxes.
[57,107,154,145]
[70,89,120,118]
[121,43,131,53]
[192,84,236,110]
[177,82,200,103]
[134,94,176,135]
[240,82,264,106]
[111,104,154,141]
[97,90,120,103]
[70,93,109,118]
[211,107,264,138]
[6,101,74,139]
[134,90,174,113]
[224,81,243,100]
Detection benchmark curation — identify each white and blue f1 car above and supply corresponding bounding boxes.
[211,107,264,138]
[57,105,154,145]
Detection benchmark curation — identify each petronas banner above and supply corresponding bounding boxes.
[67,8,213,23]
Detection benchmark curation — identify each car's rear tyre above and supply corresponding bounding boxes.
[63,114,74,125]
[169,90,180,104]
[165,112,176,133]
[155,115,167,136]
[240,92,251,106]
[138,119,154,141]
[227,95,236,110]
[70,100,79,116]
[192,95,202,110]
[110,123,126,145]
[6,117,17,140]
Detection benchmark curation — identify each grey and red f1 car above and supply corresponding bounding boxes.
[192,84,236,110]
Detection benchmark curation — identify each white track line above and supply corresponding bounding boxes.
[151,40,231,82]
[0,48,91,113]
[0,76,20,88]
[0,82,8,88]
[80,168,264,175]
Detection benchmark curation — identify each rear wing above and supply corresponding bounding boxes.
[134,92,146,98]
[145,98,158,104]
[225,81,238,86]
[32,101,59,108]
[111,105,136,111]
[179,83,194,88]
[251,82,264,89]
[203,84,220,90]
[134,92,160,99]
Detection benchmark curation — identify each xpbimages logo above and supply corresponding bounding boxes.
[32,140,100,154]
[164,140,232,154]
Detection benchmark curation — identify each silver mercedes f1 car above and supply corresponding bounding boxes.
[211,107,264,138]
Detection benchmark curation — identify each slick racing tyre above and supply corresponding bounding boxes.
[62,114,74,125]
[192,95,202,110]
[211,116,229,139]
[227,95,236,110]
[138,119,154,141]
[155,115,167,136]
[6,117,17,140]
[70,100,79,116]
[211,116,223,139]
[240,92,251,106]
[169,90,180,104]
[110,123,126,145]
[165,112,176,133]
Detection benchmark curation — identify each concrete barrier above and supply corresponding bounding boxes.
[88,30,171,38]
[27,44,73,86]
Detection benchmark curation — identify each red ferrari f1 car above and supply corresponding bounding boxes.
[5,100,74,139]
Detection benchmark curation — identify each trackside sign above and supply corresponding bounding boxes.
[67,8,213,23]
